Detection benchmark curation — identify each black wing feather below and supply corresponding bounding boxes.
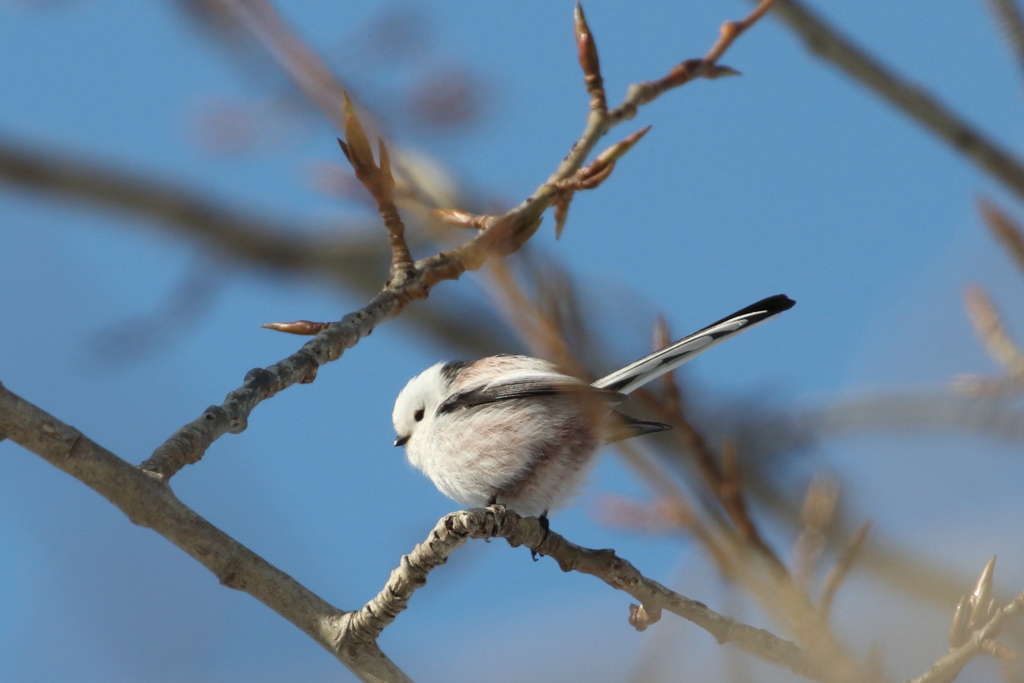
[437,377,626,415]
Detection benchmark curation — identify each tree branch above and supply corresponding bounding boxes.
[158,0,775,480]
[910,591,1024,683]
[0,382,411,683]
[0,383,843,683]
[346,506,829,683]
[761,0,1024,201]
[0,134,508,356]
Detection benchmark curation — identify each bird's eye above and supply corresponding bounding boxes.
[414,408,425,422]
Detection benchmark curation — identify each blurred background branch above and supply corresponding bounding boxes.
[3,0,1024,681]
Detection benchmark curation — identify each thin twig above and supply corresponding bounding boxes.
[0,135,506,356]
[147,0,772,478]
[720,439,782,563]
[607,0,773,123]
[985,0,1024,82]
[979,198,1024,276]
[219,0,356,133]
[909,592,1024,683]
[338,94,415,286]
[818,520,871,619]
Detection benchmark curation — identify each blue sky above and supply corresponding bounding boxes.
[2,1,1024,682]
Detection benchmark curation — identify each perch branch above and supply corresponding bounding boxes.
[0,385,847,683]
[0,383,410,683]
[345,506,830,683]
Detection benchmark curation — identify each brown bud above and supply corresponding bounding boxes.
[432,208,495,230]
[594,125,651,166]
[628,602,662,632]
[553,195,572,239]
[970,556,997,627]
[340,91,375,174]
[261,320,332,335]
[949,594,971,648]
[574,2,601,80]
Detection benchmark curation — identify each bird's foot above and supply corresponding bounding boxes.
[484,496,506,543]
[531,511,550,562]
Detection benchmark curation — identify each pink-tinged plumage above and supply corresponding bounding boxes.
[392,295,795,517]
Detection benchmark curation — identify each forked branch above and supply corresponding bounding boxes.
[145,1,776,480]
[344,505,828,682]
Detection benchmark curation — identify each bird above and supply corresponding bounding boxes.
[392,294,794,519]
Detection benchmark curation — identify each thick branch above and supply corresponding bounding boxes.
[0,383,410,683]
[1,384,837,682]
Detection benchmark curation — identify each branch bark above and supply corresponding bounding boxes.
[0,382,410,683]
[1,383,840,683]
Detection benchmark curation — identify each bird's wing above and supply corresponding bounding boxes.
[593,294,795,394]
[437,371,626,415]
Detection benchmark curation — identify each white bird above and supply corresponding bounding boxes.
[393,294,794,519]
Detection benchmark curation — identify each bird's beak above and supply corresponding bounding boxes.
[394,435,410,447]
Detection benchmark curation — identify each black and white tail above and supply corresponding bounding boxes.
[592,294,795,394]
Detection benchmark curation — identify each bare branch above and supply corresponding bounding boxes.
[818,520,871,619]
[348,505,829,683]
[217,0,357,133]
[608,0,773,122]
[979,198,1024,276]
[911,584,1024,683]
[0,383,411,683]
[338,93,415,286]
[985,0,1024,82]
[760,0,1024,201]
[133,0,778,477]
[1,382,841,682]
